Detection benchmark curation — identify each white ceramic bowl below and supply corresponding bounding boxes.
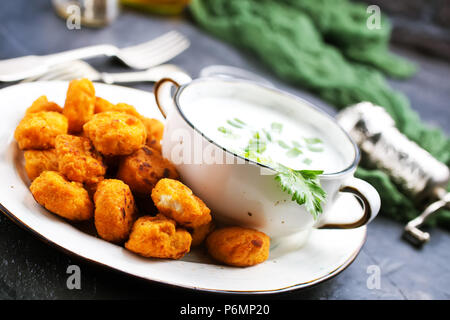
[154,77,381,242]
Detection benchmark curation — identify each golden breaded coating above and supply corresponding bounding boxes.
[83,111,147,156]
[25,95,63,114]
[30,171,93,221]
[24,149,59,181]
[206,227,270,267]
[114,103,142,118]
[151,178,211,228]
[95,98,142,118]
[94,97,115,114]
[94,179,136,243]
[63,78,96,133]
[116,146,178,195]
[55,134,105,184]
[190,221,215,247]
[142,117,164,152]
[125,214,191,259]
[14,111,68,150]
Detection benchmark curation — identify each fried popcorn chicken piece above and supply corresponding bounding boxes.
[206,227,270,267]
[94,98,142,118]
[14,111,68,150]
[63,78,96,133]
[125,214,191,259]
[116,146,178,195]
[190,220,215,247]
[30,171,93,221]
[24,149,59,181]
[83,111,147,156]
[114,103,142,118]
[55,134,105,184]
[94,97,115,114]
[94,179,136,243]
[25,95,63,114]
[142,117,164,152]
[151,178,211,228]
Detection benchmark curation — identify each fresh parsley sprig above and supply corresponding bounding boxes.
[274,164,326,220]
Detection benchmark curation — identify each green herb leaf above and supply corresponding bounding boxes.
[286,147,303,158]
[234,118,246,125]
[307,145,324,152]
[271,122,283,133]
[262,128,272,142]
[245,139,267,154]
[292,140,302,148]
[277,140,290,149]
[274,164,326,219]
[243,149,272,164]
[227,119,244,129]
[304,137,322,145]
[218,126,239,139]
[218,126,228,134]
[302,158,312,165]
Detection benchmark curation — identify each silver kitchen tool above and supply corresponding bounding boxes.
[404,192,450,245]
[337,102,450,245]
[21,60,192,85]
[0,31,190,82]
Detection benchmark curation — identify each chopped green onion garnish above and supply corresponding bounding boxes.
[271,122,283,133]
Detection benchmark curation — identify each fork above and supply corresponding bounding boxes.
[21,60,192,85]
[0,31,190,82]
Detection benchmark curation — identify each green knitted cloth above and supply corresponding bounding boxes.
[190,0,450,228]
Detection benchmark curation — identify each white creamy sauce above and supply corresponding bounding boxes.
[182,97,346,174]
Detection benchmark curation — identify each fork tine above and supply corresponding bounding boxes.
[140,34,190,55]
[115,31,190,69]
[138,33,189,55]
[137,38,190,67]
[123,34,190,68]
[122,32,189,62]
[122,31,181,54]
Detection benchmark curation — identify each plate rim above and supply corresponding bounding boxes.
[0,202,367,295]
[0,81,367,295]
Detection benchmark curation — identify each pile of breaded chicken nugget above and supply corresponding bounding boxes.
[14,79,270,267]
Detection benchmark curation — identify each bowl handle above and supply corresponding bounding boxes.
[318,177,381,229]
[153,77,181,119]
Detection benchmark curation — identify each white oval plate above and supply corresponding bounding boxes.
[0,81,366,294]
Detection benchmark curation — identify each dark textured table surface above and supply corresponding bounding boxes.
[0,0,449,300]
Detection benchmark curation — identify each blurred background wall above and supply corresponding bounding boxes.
[358,0,450,60]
